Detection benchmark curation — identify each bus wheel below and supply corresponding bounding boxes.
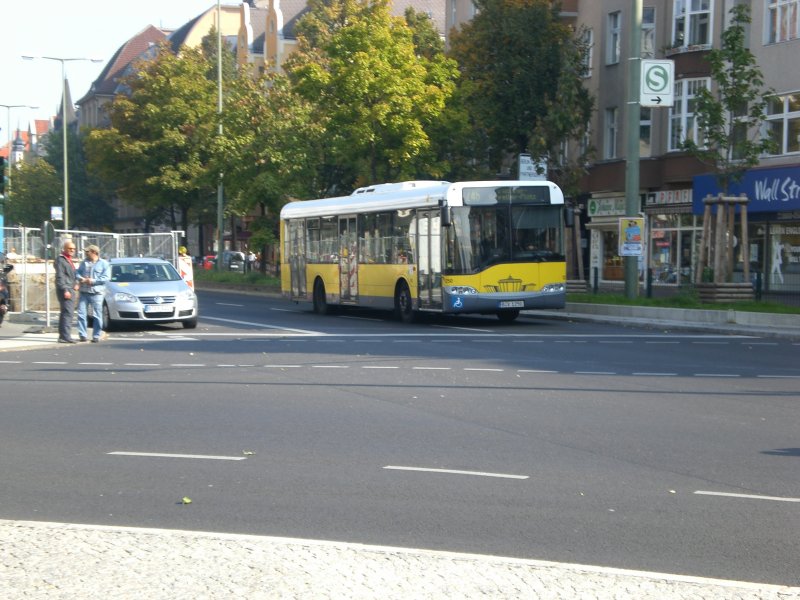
[313,279,328,315]
[394,282,416,323]
[496,309,520,323]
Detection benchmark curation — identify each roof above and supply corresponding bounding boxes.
[78,25,169,104]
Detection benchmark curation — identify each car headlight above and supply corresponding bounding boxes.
[113,291,138,303]
[540,283,565,293]
[444,285,478,295]
[178,289,196,301]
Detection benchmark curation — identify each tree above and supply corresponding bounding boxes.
[85,42,222,233]
[285,0,458,191]
[528,25,594,200]
[681,3,775,191]
[681,4,775,289]
[448,0,593,176]
[4,160,61,227]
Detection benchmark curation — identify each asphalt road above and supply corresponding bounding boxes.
[1,290,798,586]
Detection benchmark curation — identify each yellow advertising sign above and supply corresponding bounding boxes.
[619,217,645,256]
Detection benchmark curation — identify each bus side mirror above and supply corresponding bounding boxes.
[441,205,452,227]
[564,206,575,228]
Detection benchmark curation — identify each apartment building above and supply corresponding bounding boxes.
[447,0,799,295]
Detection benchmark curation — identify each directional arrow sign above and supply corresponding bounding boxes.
[641,59,674,107]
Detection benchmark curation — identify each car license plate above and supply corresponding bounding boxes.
[499,300,524,309]
[144,305,173,313]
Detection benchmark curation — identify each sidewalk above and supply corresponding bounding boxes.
[2,520,798,599]
[2,308,799,598]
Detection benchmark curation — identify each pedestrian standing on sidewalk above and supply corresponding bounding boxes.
[55,240,78,344]
[76,245,111,343]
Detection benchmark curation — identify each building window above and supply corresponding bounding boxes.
[642,7,656,58]
[640,107,652,157]
[605,107,618,159]
[766,0,799,44]
[669,78,710,150]
[764,93,800,154]
[607,11,621,65]
[672,0,712,48]
[581,28,594,77]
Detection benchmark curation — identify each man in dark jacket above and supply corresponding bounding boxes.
[55,240,78,343]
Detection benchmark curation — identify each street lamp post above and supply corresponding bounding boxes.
[21,56,101,231]
[215,0,225,270]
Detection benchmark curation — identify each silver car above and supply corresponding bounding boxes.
[103,257,198,330]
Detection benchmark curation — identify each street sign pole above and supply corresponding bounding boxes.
[624,0,642,299]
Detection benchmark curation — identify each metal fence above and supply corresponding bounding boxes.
[1,227,184,314]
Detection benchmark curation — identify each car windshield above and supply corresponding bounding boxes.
[111,263,182,283]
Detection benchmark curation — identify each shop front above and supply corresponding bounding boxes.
[644,190,701,285]
[586,191,702,289]
[693,165,800,294]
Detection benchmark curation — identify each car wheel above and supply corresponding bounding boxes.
[102,303,116,331]
[182,317,198,329]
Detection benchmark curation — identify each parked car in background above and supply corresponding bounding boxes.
[220,251,245,271]
[201,252,245,271]
[103,257,198,330]
[202,255,217,270]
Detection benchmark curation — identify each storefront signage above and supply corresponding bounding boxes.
[693,166,800,214]
[646,189,692,206]
[588,197,626,217]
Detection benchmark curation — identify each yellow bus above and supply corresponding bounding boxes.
[280,180,567,322]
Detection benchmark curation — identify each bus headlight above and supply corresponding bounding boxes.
[444,286,478,295]
[541,283,565,293]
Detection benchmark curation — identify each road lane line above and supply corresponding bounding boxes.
[201,315,320,335]
[632,372,677,376]
[362,366,399,369]
[312,365,349,369]
[464,368,504,372]
[108,452,246,461]
[124,363,159,366]
[575,371,616,375]
[694,373,740,377]
[694,490,800,503]
[384,466,528,480]
[79,362,113,366]
[518,369,558,373]
[413,366,451,370]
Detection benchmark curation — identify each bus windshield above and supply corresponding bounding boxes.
[445,204,565,274]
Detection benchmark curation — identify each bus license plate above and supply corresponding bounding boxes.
[499,301,524,309]
[145,305,173,313]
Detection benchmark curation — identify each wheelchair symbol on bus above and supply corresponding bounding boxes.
[452,297,463,309]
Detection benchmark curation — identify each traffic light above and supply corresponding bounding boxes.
[0,156,6,198]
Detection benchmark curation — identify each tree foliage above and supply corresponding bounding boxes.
[4,160,60,227]
[285,0,458,191]
[448,0,593,180]
[85,42,223,232]
[681,3,775,191]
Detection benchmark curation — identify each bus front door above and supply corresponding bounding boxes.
[339,216,358,302]
[417,210,442,309]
